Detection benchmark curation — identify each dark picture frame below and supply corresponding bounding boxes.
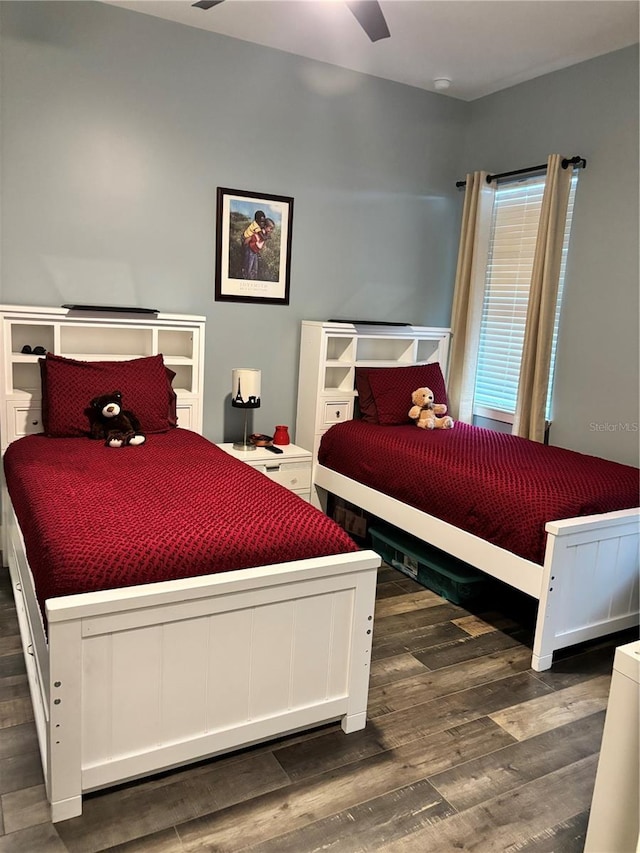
[214,187,294,305]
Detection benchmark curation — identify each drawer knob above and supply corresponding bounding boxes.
[32,420,39,426]
[336,410,341,418]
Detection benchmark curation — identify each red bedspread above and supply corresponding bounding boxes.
[4,430,358,607]
[318,421,639,565]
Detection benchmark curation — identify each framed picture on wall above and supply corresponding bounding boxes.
[214,187,294,305]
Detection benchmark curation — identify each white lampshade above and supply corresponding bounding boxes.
[231,368,261,409]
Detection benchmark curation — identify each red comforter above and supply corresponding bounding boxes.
[4,430,358,608]
[318,421,639,565]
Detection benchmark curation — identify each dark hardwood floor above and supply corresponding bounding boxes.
[0,562,635,852]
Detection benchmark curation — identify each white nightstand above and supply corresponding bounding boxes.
[216,442,313,502]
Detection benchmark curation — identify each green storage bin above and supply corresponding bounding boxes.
[370,524,489,605]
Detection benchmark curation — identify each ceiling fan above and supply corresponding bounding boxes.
[191,0,391,43]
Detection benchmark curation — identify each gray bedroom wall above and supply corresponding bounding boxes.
[461,45,639,467]
[0,1,466,443]
[2,4,638,467]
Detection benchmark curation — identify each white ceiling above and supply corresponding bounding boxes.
[105,0,639,101]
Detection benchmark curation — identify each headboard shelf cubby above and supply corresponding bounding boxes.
[0,305,205,451]
[296,320,451,460]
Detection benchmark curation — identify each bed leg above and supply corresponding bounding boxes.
[532,587,556,671]
[51,794,83,822]
[531,550,563,673]
[47,619,83,824]
[341,711,367,734]
[531,651,553,672]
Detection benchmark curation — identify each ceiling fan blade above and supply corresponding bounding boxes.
[192,0,225,9]
[345,1,390,42]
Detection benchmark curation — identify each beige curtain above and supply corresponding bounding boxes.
[513,155,574,442]
[448,172,495,422]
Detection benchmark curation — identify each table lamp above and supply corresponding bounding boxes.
[232,368,261,450]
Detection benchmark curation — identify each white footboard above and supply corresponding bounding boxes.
[314,467,639,673]
[532,508,640,671]
[7,507,379,822]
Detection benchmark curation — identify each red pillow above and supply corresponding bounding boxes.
[355,368,378,423]
[165,367,178,428]
[365,363,449,426]
[41,353,176,437]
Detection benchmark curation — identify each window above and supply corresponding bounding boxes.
[473,173,578,422]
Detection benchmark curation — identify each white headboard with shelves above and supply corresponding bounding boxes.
[0,305,206,453]
[296,321,451,460]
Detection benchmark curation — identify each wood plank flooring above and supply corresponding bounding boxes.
[0,562,636,853]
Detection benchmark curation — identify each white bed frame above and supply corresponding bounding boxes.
[7,504,379,822]
[1,307,381,822]
[314,468,639,672]
[303,323,639,673]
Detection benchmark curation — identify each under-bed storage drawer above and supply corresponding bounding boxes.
[370,525,491,605]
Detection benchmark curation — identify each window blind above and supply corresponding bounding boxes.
[474,173,577,420]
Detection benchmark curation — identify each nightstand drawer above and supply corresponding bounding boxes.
[12,405,43,437]
[320,400,352,427]
[260,461,311,492]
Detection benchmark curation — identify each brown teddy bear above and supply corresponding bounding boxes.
[409,387,454,430]
[88,391,146,447]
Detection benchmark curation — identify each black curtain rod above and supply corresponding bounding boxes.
[455,155,586,189]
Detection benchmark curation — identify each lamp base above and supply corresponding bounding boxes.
[233,407,257,451]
